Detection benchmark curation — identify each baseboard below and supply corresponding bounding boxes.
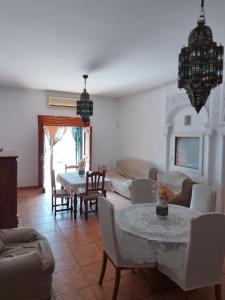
[17,186,41,190]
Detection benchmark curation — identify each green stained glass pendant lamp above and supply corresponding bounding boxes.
[76,74,93,125]
[178,0,223,113]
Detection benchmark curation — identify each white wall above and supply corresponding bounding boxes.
[0,86,118,187]
[117,82,178,171]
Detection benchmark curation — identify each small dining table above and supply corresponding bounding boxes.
[56,171,113,197]
[115,203,201,270]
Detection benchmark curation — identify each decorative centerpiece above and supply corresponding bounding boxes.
[78,159,86,176]
[153,182,175,218]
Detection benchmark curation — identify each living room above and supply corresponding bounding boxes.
[0,0,225,299]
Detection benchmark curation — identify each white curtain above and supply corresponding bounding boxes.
[44,126,67,170]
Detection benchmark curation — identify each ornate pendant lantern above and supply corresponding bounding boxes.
[178,0,223,113]
[76,74,93,125]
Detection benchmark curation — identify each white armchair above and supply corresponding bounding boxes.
[190,184,216,213]
[0,227,55,300]
[130,179,156,204]
[158,213,225,299]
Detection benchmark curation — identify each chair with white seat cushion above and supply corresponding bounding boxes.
[130,178,157,204]
[0,227,55,300]
[51,169,75,217]
[158,213,225,299]
[98,196,156,300]
[190,184,216,213]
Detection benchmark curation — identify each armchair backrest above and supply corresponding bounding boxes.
[117,158,156,179]
[190,184,216,213]
[98,197,119,265]
[184,214,225,289]
[130,179,156,204]
[157,171,188,191]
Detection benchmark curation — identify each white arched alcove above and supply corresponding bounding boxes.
[164,86,224,212]
[164,93,211,183]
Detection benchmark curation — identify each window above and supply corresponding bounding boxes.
[175,136,200,169]
[170,133,203,174]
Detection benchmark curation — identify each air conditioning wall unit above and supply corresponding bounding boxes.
[48,96,77,109]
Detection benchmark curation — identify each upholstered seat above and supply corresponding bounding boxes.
[190,184,216,213]
[0,227,55,300]
[158,214,225,299]
[98,196,156,300]
[130,178,157,204]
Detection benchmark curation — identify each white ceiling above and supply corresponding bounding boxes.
[0,0,224,97]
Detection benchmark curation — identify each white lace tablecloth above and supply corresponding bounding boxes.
[56,172,113,196]
[115,203,200,269]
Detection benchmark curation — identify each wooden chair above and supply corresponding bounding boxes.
[97,164,107,197]
[79,170,106,220]
[65,164,79,173]
[158,213,225,300]
[98,164,106,173]
[51,169,76,217]
[98,196,156,300]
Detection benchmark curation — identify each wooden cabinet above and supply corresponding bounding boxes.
[0,152,17,228]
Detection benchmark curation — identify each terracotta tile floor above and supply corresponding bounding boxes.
[17,188,225,300]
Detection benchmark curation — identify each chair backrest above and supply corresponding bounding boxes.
[85,170,105,195]
[190,184,216,213]
[184,213,225,289]
[51,169,56,191]
[97,164,106,173]
[130,179,156,204]
[65,164,78,173]
[98,196,120,265]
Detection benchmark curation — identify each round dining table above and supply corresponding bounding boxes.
[115,203,201,270]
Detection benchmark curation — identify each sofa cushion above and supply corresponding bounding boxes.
[117,158,155,179]
[107,170,132,198]
[157,171,187,192]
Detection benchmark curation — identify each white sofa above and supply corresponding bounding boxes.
[107,158,157,198]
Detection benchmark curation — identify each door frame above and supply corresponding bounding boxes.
[38,115,92,192]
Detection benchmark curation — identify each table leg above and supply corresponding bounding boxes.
[73,195,77,219]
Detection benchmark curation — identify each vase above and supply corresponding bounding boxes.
[78,169,85,176]
[156,198,168,218]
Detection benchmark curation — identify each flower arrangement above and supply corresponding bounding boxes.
[153,181,175,203]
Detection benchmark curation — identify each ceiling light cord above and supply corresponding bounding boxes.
[199,0,205,24]
[83,74,88,90]
[201,0,204,9]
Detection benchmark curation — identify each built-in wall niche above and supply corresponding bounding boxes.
[169,109,207,182]
[170,133,203,175]
[165,93,209,183]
